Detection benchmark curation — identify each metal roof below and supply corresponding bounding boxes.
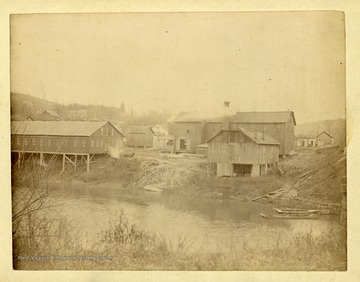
[11,121,124,137]
[173,111,296,125]
[234,111,296,125]
[207,127,280,145]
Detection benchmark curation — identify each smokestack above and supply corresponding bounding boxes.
[223,101,230,130]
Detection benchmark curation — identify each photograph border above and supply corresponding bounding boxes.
[1,0,359,281]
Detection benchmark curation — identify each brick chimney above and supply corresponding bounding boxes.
[222,101,230,130]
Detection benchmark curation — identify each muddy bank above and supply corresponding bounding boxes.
[48,147,345,213]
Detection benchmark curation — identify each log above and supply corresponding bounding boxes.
[251,194,268,202]
[260,213,318,220]
[252,188,284,201]
[274,208,330,215]
[298,170,317,179]
[267,188,284,195]
[277,166,285,175]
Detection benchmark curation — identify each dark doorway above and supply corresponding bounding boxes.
[233,164,252,176]
[179,139,187,150]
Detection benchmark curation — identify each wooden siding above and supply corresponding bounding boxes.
[11,123,123,155]
[171,122,205,152]
[204,123,223,142]
[230,122,287,155]
[208,131,279,165]
[126,132,153,147]
[153,136,174,150]
[171,114,295,155]
[317,132,334,146]
[208,142,279,165]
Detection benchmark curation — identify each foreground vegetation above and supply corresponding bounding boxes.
[13,207,346,271]
[12,149,347,271]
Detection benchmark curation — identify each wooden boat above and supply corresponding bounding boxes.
[273,208,330,215]
[260,213,318,220]
[143,185,163,192]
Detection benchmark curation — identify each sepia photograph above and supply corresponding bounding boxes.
[9,11,346,271]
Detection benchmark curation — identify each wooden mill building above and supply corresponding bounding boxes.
[169,103,295,156]
[11,120,124,171]
[207,128,280,177]
[125,126,154,148]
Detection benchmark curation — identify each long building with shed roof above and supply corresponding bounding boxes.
[11,121,124,171]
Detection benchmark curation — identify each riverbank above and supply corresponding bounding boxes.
[56,146,346,212]
[12,151,347,271]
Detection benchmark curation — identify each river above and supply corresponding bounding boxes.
[49,181,340,253]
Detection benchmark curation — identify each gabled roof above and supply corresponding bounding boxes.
[173,111,296,125]
[233,111,296,125]
[316,130,334,138]
[207,127,280,145]
[126,125,154,134]
[41,110,60,118]
[11,121,124,137]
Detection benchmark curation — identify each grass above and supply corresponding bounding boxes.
[13,208,347,271]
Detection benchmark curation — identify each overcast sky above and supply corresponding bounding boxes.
[10,12,345,124]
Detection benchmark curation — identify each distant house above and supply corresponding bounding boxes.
[316,131,335,147]
[169,102,296,155]
[296,136,317,147]
[153,135,174,151]
[151,124,173,150]
[125,126,154,148]
[207,128,280,177]
[151,124,168,136]
[296,131,334,148]
[38,110,60,121]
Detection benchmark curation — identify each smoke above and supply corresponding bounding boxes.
[108,138,125,159]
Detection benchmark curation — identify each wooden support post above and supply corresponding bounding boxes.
[62,154,65,172]
[75,155,77,171]
[40,152,43,168]
[264,164,268,175]
[87,154,90,172]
